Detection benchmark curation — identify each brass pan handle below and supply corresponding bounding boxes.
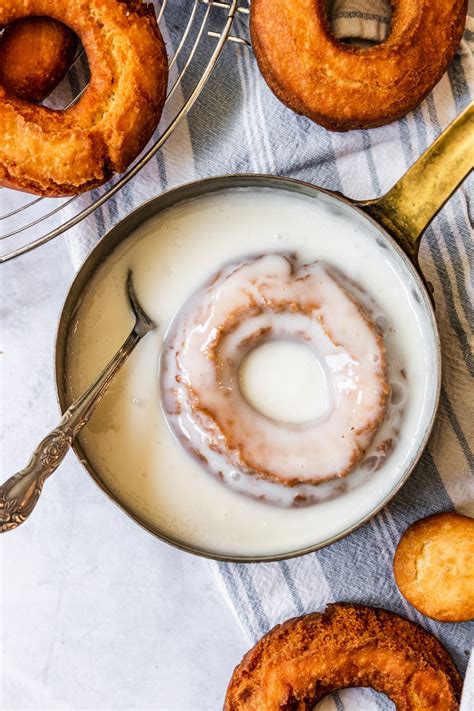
[360,102,474,262]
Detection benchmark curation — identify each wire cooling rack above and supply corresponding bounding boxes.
[0,0,249,263]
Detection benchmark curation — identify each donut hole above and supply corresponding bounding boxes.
[237,340,331,425]
[0,16,83,108]
[325,0,392,47]
[314,689,395,709]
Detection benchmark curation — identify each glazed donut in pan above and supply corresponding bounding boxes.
[0,16,78,103]
[225,603,462,710]
[161,255,389,491]
[0,0,168,196]
[250,0,468,131]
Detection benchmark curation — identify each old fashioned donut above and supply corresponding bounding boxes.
[250,0,468,131]
[0,17,77,103]
[394,512,474,623]
[161,255,389,498]
[0,0,168,196]
[224,603,462,710]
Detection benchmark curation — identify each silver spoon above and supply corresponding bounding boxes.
[0,270,156,533]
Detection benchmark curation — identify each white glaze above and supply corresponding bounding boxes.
[161,255,389,494]
[66,187,438,558]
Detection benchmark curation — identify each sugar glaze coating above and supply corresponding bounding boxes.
[161,254,390,505]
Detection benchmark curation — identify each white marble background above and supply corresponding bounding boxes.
[1,239,247,710]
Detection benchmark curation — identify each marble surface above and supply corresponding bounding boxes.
[1,237,247,710]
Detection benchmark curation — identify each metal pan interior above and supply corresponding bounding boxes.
[56,176,440,562]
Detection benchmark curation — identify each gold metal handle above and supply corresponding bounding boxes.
[360,102,474,261]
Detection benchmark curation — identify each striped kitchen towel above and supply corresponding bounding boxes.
[64,1,474,707]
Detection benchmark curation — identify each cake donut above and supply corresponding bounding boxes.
[250,0,468,131]
[0,0,168,195]
[224,603,462,710]
[161,255,389,499]
[394,512,474,623]
[0,17,77,103]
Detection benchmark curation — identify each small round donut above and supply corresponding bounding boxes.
[0,17,77,103]
[394,512,474,623]
[161,254,389,491]
[250,0,468,131]
[224,603,462,710]
[0,0,168,195]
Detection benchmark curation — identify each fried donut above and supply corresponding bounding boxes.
[161,255,389,496]
[0,17,77,103]
[0,0,168,196]
[250,0,468,131]
[394,512,474,623]
[224,603,462,710]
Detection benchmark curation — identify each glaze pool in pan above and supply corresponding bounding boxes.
[55,105,473,562]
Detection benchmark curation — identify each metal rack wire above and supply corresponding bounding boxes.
[0,0,249,263]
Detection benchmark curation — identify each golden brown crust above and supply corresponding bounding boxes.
[0,17,77,103]
[0,0,168,195]
[224,604,462,710]
[394,512,474,623]
[250,0,467,131]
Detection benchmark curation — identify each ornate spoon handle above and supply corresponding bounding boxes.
[0,428,72,532]
[0,328,142,533]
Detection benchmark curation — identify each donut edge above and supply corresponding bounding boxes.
[224,602,463,710]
